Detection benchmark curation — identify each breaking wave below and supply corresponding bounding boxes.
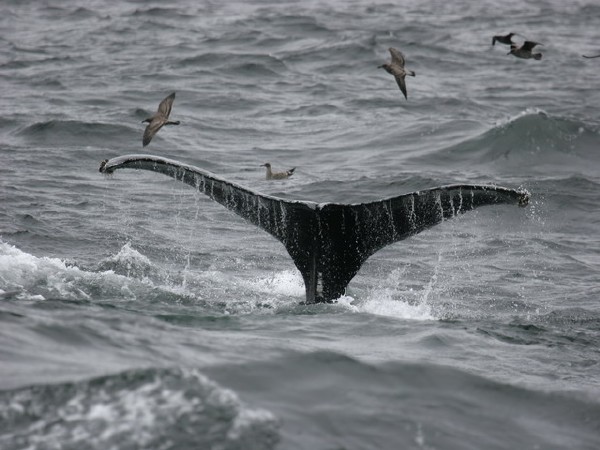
[0,367,280,450]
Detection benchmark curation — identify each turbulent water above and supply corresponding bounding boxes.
[2,0,600,448]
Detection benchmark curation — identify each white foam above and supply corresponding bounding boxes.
[246,270,305,297]
[367,265,437,320]
[0,241,434,319]
[494,107,547,128]
[243,266,437,319]
[335,295,361,312]
[360,291,435,321]
[106,242,152,267]
[0,241,79,299]
[0,241,150,302]
[3,368,278,448]
[335,289,435,320]
[228,407,278,441]
[97,242,156,279]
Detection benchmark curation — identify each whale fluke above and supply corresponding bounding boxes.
[99,154,529,304]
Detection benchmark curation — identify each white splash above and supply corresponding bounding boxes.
[0,240,154,302]
[106,242,152,268]
[360,289,436,321]
[3,368,279,449]
[246,270,305,298]
[337,267,437,320]
[97,242,155,279]
[494,107,547,128]
[0,241,90,301]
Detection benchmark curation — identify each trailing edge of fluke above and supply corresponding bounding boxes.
[99,155,530,304]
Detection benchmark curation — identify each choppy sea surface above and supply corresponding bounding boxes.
[2,0,600,448]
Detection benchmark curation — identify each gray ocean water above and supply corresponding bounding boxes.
[2,0,600,448]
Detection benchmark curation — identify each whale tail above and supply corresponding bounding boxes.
[99,155,529,304]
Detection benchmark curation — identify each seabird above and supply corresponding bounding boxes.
[508,41,543,60]
[582,54,600,58]
[142,92,180,147]
[261,163,295,180]
[378,47,416,100]
[492,32,517,46]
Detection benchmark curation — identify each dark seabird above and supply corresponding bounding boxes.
[142,92,180,147]
[508,41,543,60]
[261,163,295,180]
[492,32,517,46]
[378,47,416,100]
[582,54,600,58]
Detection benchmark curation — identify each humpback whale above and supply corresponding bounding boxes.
[99,155,529,304]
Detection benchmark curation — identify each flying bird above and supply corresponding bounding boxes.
[508,41,543,60]
[492,32,517,46]
[142,92,180,147]
[378,47,416,100]
[582,54,600,58]
[261,163,295,180]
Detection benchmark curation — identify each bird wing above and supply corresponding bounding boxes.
[388,47,406,67]
[157,92,176,118]
[522,41,540,51]
[142,117,165,147]
[392,70,408,100]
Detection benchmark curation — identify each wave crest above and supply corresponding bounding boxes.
[16,120,135,147]
[0,367,280,450]
[426,110,600,174]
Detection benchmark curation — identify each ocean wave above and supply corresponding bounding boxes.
[0,241,185,304]
[207,350,600,449]
[1,55,75,70]
[177,52,287,78]
[422,110,600,174]
[248,12,331,35]
[15,120,137,146]
[96,242,157,279]
[0,367,279,450]
[541,307,600,326]
[277,39,377,73]
[0,241,298,312]
[64,6,100,19]
[131,6,195,20]
[275,102,342,117]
